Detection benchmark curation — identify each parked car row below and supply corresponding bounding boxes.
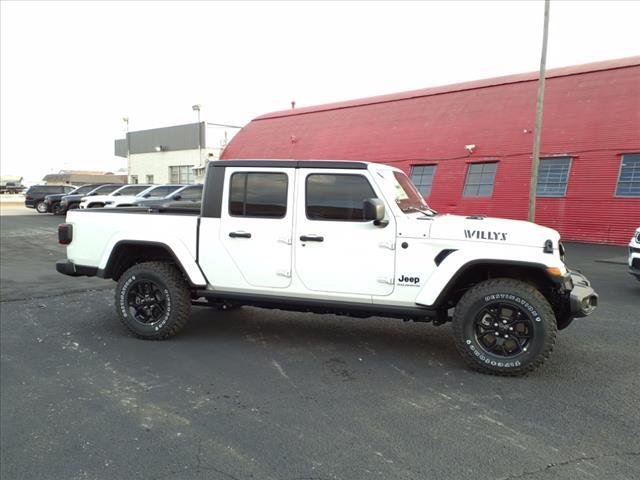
[25,183,203,215]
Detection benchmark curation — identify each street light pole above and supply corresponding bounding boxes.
[123,116,130,183]
[192,105,202,174]
[528,0,550,222]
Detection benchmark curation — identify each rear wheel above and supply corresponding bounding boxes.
[35,201,47,213]
[115,261,191,340]
[452,278,557,376]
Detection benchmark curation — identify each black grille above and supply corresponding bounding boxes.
[633,258,640,269]
[630,246,640,254]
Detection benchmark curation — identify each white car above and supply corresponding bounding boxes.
[102,184,184,208]
[79,184,151,209]
[630,227,640,281]
[57,160,598,376]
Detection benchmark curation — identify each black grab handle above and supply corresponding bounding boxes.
[229,231,252,239]
[299,235,324,242]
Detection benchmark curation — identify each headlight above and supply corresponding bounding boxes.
[635,232,640,243]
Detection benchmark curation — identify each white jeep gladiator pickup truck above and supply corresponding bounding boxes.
[56,160,598,375]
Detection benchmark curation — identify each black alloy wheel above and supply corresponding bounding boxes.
[126,279,168,326]
[473,302,534,358]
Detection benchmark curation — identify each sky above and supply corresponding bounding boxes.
[1,0,639,183]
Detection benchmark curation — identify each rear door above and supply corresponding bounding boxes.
[218,168,295,289]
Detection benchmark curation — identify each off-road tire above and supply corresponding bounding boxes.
[35,201,47,213]
[452,278,557,376]
[115,261,191,340]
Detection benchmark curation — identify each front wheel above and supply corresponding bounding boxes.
[452,278,557,376]
[115,261,191,340]
[52,203,63,215]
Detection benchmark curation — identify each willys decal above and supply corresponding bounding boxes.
[464,230,508,241]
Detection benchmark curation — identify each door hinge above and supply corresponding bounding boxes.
[377,276,395,285]
[379,241,396,250]
[277,270,292,278]
[278,237,292,245]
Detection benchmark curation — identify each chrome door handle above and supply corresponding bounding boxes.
[300,235,324,242]
[229,231,251,239]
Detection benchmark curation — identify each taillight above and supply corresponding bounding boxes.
[58,224,73,245]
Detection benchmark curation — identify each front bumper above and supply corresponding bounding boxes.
[56,260,98,277]
[568,270,598,317]
[629,249,640,278]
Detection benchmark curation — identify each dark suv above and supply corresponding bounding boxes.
[25,185,76,213]
[45,184,103,215]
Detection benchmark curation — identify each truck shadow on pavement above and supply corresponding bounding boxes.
[180,305,462,367]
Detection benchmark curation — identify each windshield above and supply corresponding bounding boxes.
[386,171,436,215]
[90,184,120,195]
[113,185,149,196]
[137,185,183,198]
[71,185,97,195]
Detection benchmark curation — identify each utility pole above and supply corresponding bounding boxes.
[528,0,550,222]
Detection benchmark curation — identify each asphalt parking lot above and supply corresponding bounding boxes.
[1,206,639,480]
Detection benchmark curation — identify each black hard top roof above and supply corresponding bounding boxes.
[212,160,368,170]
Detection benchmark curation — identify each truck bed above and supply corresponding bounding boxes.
[65,208,201,271]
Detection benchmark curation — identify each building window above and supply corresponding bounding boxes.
[537,157,572,197]
[463,162,497,197]
[169,165,195,184]
[130,175,138,184]
[616,153,640,197]
[306,174,377,221]
[146,174,154,184]
[229,172,288,218]
[410,165,437,197]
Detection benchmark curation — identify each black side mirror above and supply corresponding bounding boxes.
[173,194,182,200]
[363,198,388,227]
[143,194,151,198]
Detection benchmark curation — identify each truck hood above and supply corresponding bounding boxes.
[428,214,560,249]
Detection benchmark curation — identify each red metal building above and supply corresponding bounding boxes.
[222,57,640,245]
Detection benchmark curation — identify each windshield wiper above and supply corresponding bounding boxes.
[403,206,436,216]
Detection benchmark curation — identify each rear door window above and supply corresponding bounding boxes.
[229,172,288,218]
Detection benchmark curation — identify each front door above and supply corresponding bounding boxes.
[294,169,396,297]
[219,168,294,289]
